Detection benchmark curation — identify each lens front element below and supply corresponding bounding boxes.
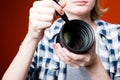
[56,20,95,54]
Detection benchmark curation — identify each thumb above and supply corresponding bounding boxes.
[53,0,66,15]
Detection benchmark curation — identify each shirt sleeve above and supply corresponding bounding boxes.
[109,25,120,79]
[26,51,38,80]
[96,20,120,80]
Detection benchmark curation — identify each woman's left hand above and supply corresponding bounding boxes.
[53,42,97,68]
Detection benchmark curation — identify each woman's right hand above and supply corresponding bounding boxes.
[28,0,66,40]
[2,1,66,80]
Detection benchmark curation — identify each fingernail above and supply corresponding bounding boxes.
[60,10,64,15]
[53,44,57,49]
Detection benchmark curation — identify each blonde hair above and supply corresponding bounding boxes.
[91,0,107,21]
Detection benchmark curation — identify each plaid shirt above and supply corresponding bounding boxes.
[26,18,120,80]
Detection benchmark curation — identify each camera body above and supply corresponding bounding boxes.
[56,19,95,54]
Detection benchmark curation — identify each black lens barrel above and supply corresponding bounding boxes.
[56,20,95,54]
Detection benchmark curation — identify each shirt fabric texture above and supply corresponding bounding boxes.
[26,18,120,80]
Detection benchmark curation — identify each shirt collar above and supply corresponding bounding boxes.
[45,19,109,40]
[44,18,64,40]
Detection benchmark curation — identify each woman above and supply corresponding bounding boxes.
[2,0,120,80]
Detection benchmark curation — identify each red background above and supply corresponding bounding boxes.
[0,0,120,79]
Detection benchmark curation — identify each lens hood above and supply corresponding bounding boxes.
[56,19,95,54]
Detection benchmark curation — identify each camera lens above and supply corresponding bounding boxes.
[56,20,95,54]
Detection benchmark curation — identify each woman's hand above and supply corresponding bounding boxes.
[28,0,66,40]
[53,41,97,68]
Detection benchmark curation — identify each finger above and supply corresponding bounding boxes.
[31,1,56,16]
[61,47,73,61]
[30,7,55,15]
[56,44,72,62]
[30,12,54,22]
[53,43,66,62]
[30,19,52,29]
[33,1,53,7]
[53,43,80,68]
[61,50,79,68]
[62,48,81,61]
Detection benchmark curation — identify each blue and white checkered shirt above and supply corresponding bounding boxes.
[26,18,120,80]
